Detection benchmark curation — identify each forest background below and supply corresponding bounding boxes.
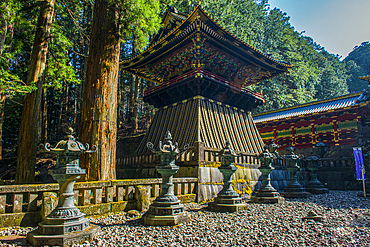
[0,0,369,182]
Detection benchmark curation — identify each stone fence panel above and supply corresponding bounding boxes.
[0,177,197,227]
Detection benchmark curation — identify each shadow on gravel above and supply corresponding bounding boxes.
[0,236,28,246]
[284,191,370,210]
[92,218,146,228]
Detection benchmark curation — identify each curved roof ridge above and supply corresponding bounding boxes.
[253,92,364,123]
[120,4,292,69]
[253,92,362,118]
[120,5,200,65]
[200,6,291,68]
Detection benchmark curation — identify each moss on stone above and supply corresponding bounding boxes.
[111,201,128,213]
[177,194,196,203]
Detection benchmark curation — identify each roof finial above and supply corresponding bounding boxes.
[197,0,200,5]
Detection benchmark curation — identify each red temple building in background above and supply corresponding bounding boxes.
[254,87,370,156]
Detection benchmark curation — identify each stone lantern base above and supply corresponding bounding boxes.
[305,178,329,194]
[208,195,248,212]
[281,187,310,198]
[251,167,285,204]
[26,225,101,246]
[305,186,329,194]
[251,196,284,204]
[251,189,285,204]
[141,200,190,226]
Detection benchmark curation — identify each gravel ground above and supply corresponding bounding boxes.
[1,191,370,246]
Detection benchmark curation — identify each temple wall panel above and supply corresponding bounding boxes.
[256,107,363,151]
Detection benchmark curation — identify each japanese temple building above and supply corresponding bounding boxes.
[118,5,292,200]
[253,89,370,154]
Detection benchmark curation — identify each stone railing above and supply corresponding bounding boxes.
[117,146,260,168]
[203,147,259,165]
[0,177,197,227]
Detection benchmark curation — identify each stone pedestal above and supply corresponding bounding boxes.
[208,165,247,212]
[26,225,101,247]
[28,169,101,245]
[251,168,284,204]
[142,165,190,226]
[282,166,310,198]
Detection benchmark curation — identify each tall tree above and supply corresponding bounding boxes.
[79,0,121,181]
[15,0,56,184]
[80,0,160,181]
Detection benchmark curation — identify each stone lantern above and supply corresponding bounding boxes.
[282,144,309,198]
[315,139,327,158]
[142,131,191,226]
[208,140,248,212]
[268,139,279,156]
[27,128,100,246]
[305,151,329,194]
[251,145,284,204]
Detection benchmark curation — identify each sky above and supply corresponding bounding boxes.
[268,0,370,59]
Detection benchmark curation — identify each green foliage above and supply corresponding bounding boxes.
[110,0,161,51]
[0,0,37,96]
[44,2,82,90]
[344,42,370,93]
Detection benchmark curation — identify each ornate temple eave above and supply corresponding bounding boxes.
[151,7,187,44]
[143,73,264,111]
[120,5,291,84]
[253,92,363,124]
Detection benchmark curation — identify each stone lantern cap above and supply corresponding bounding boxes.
[257,145,274,160]
[216,140,239,158]
[305,150,318,161]
[39,127,97,175]
[315,139,327,148]
[147,131,189,167]
[147,131,189,154]
[285,144,299,160]
[213,140,240,167]
[41,127,97,155]
[268,139,279,153]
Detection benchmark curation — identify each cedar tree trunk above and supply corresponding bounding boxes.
[15,0,55,184]
[0,4,9,160]
[130,76,140,134]
[79,0,120,181]
[41,87,48,143]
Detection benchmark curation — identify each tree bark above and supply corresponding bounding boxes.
[0,4,9,160]
[130,76,140,134]
[117,71,122,128]
[0,95,5,160]
[15,0,55,184]
[127,40,137,126]
[79,0,120,181]
[128,74,135,124]
[41,86,48,143]
[76,2,93,137]
[0,4,8,55]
